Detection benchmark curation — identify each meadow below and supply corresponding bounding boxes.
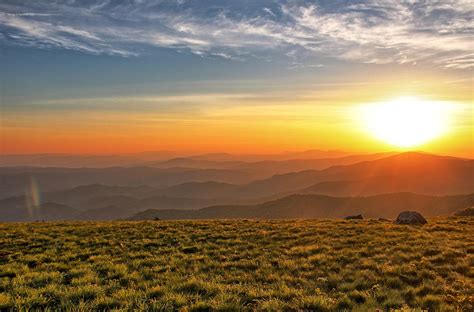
[0,218,472,311]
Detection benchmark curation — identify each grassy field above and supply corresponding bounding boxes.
[0,218,472,311]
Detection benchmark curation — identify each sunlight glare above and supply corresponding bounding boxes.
[361,97,452,148]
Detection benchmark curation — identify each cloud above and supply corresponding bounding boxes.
[0,12,135,56]
[0,1,472,69]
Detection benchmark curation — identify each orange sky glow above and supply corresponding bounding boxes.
[2,81,472,158]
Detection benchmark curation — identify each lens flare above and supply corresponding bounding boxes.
[25,176,41,218]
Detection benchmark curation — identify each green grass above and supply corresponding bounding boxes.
[0,218,472,311]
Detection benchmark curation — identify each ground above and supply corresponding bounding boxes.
[0,218,473,311]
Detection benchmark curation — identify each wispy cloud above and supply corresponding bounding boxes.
[0,0,472,69]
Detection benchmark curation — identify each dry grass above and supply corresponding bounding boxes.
[0,218,473,311]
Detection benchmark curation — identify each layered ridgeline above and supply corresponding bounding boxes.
[0,152,393,198]
[129,193,474,220]
[0,149,349,167]
[0,152,473,221]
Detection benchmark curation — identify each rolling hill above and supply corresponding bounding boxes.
[0,166,257,198]
[237,152,474,197]
[147,152,394,173]
[0,152,393,199]
[0,150,349,167]
[77,195,220,220]
[129,192,474,220]
[0,202,79,222]
[1,152,472,221]
[0,152,394,199]
[0,184,226,221]
[148,152,474,199]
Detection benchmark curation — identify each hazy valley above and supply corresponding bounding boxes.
[1,151,472,222]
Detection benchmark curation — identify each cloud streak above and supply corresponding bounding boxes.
[0,0,472,68]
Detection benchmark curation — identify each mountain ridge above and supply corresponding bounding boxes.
[128,192,474,220]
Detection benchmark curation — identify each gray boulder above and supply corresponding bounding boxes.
[394,211,427,225]
[454,207,474,217]
[345,214,363,220]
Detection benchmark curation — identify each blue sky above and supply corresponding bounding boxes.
[1,0,472,100]
[0,1,472,154]
[1,1,472,64]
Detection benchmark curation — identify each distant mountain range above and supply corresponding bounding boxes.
[148,152,396,174]
[154,152,473,199]
[0,152,394,198]
[0,152,472,221]
[128,193,474,220]
[0,149,350,167]
[0,166,256,198]
[0,183,263,221]
[0,184,225,221]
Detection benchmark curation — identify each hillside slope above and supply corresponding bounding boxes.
[129,192,474,220]
[144,152,474,200]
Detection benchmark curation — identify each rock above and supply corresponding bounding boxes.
[344,214,363,220]
[153,217,161,221]
[181,246,199,254]
[394,211,427,225]
[454,207,474,217]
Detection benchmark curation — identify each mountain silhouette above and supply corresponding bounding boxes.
[129,192,474,220]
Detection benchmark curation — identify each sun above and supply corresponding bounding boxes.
[361,97,451,148]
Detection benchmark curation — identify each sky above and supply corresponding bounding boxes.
[0,0,473,157]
